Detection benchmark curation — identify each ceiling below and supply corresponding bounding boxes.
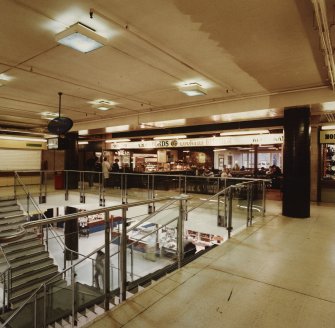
[1,0,335,140]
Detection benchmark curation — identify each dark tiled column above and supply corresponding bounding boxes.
[282,107,310,218]
[65,132,79,189]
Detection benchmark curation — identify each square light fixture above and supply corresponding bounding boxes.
[55,22,107,53]
[179,83,207,96]
[90,99,116,111]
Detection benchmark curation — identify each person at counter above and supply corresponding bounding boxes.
[111,158,120,188]
[102,157,111,187]
[203,167,214,178]
[267,165,282,189]
[221,168,232,177]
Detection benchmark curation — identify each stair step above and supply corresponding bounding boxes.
[85,308,98,320]
[0,215,27,226]
[0,199,17,207]
[94,304,105,315]
[2,231,37,247]
[12,261,56,280]
[10,275,63,308]
[2,238,41,253]
[12,266,59,290]
[6,244,45,260]
[11,279,67,310]
[0,205,20,213]
[0,210,24,219]
[0,196,15,202]
[61,318,71,328]
[10,251,50,268]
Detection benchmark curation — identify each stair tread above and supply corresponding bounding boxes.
[0,218,27,227]
[10,251,49,268]
[12,262,56,279]
[3,239,41,252]
[0,200,17,207]
[2,231,37,246]
[0,205,20,212]
[7,244,45,257]
[12,266,59,288]
[10,273,62,303]
[0,211,23,218]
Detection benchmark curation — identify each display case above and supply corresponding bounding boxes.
[322,144,335,180]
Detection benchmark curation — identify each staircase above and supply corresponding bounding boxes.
[0,196,112,327]
[0,196,63,310]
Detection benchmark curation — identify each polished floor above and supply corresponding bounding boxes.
[84,200,335,328]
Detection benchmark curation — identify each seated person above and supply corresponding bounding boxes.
[221,168,232,177]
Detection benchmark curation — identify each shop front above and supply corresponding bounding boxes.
[320,129,335,202]
[107,133,284,179]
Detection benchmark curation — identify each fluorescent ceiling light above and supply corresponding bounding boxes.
[213,148,227,152]
[105,125,129,133]
[212,109,277,122]
[55,22,107,53]
[143,119,186,128]
[105,138,131,143]
[153,135,187,140]
[0,135,46,142]
[78,141,88,145]
[0,73,13,81]
[179,83,206,96]
[321,125,335,130]
[322,102,335,111]
[220,130,269,136]
[78,130,88,135]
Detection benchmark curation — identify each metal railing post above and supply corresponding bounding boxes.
[262,180,266,216]
[99,173,105,207]
[177,195,187,268]
[227,187,233,238]
[65,170,69,201]
[246,184,252,227]
[80,171,85,203]
[130,244,134,281]
[148,175,154,213]
[71,266,77,327]
[43,284,47,328]
[27,192,30,219]
[33,293,37,328]
[120,207,128,301]
[104,209,110,311]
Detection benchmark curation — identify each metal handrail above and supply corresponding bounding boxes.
[2,172,266,327]
[0,195,178,327]
[0,196,174,244]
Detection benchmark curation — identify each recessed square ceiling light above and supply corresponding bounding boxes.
[41,112,59,120]
[55,22,107,53]
[179,83,207,96]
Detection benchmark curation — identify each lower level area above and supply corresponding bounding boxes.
[86,200,335,328]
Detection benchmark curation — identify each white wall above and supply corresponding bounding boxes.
[0,149,41,170]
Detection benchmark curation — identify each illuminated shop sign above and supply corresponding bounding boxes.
[320,130,335,143]
[109,134,284,149]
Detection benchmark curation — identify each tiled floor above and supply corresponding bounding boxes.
[84,200,335,328]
